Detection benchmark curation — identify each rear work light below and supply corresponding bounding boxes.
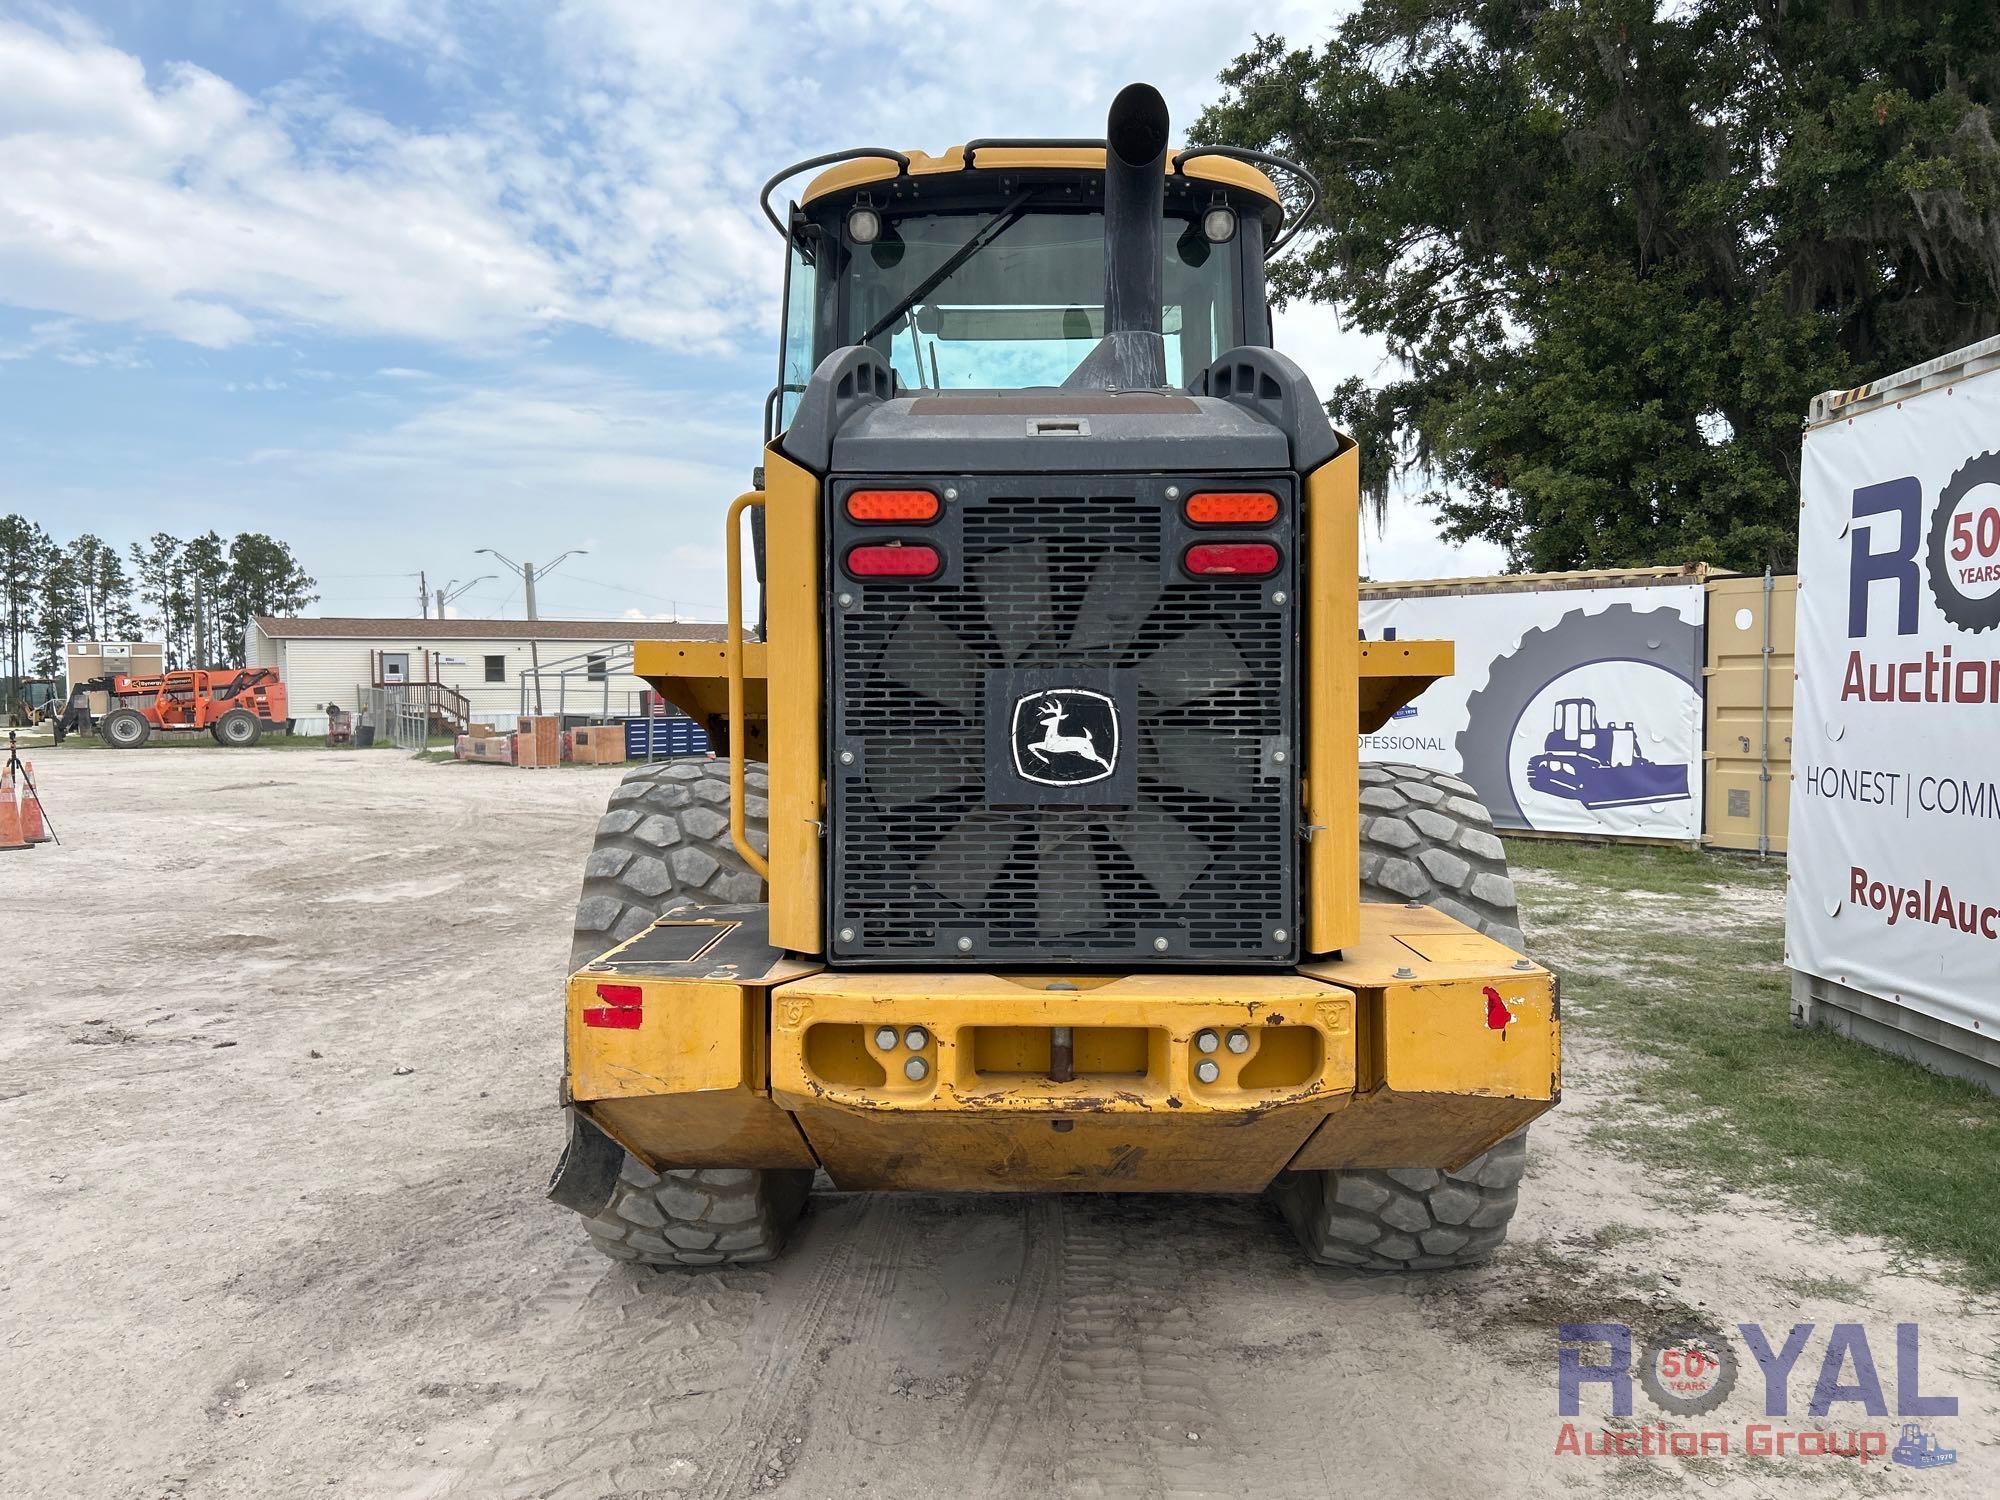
[847,543,942,579]
[583,982,643,1029]
[1184,542,1280,577]
[846,489,940,523]
[1184,491,1278,526]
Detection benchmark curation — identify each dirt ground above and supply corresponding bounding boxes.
[5,749,1995,1499]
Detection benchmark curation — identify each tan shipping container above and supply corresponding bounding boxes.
[63,640,167,718]
[1702,573,1795,854]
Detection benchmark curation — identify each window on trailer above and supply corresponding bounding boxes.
[485,654,505,683]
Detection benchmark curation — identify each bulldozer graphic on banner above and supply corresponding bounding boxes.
[1525,697,1691,810]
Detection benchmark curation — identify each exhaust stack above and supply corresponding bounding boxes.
[1091,82,1170,390]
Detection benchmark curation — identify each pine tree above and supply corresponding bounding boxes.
[222,533,317,666]
[65,535,141,641]
[0,515,51,696]
[31,537,83,676]
[128,533,188,668]
[182,531,229,667]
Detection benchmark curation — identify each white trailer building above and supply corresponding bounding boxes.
[247,617,725,735]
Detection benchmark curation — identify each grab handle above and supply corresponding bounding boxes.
[724,491,770,881]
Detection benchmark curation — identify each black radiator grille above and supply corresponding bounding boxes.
[828,475,1297,965]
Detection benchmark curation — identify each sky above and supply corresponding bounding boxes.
[0,0,1503,623]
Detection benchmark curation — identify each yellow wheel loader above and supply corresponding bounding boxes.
[548,85,1559,1271]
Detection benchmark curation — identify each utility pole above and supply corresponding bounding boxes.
[435,576,495,621]
[475,548,586,716]
[419,570,429,619]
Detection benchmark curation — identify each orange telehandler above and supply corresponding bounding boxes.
[52,667,290,748]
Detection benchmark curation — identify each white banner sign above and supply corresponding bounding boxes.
[1789,374,2000,1039]
[1360,584,1706,840]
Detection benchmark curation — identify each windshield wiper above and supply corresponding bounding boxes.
[858,189,1038,348]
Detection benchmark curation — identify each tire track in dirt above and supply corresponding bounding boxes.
[1054,1201,1243,1499]
[954,1196,1064,1494]
[688,1192,909,1499]
[359,1239,766,1499]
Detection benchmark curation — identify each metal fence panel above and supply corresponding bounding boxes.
[354,686,431,752]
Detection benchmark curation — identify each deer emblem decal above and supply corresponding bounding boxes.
[1009,687,1118,787]
[1027,698,1111,771]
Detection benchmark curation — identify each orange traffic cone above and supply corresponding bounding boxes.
[20,762,48,845]
[0,770,25,852]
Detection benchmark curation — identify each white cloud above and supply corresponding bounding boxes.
[7,1,1506,600]
[0,15,564,347]
[283,0,457,52]
[1269,301,1505,583]
[0,3,1345,357]
[1363,492,1508,583]
[0,314,146,366]
[216,366,748,614]
[252,366,746,495]
[1272,300,1390,399]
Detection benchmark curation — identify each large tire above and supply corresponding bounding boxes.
[580,1158,814,1268]
[570,759,768,967]
[99,708,151,749]
[1358,762,1525,950]
[565,759,803,1268]
[214,709,262,747]
[1272,1133,1527,1271]
[1276,762,1532,1270]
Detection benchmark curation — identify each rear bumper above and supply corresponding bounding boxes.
[769,972,1350,1191]
[561,904,1559,1194]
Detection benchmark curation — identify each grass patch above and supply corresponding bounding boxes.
[1523,842,2000,1289]
[1507,836,1786,900]
[1585,1222,1665,1252]
[1783,1275,1867,1303]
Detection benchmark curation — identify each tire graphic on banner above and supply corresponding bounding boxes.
[1458,603,1701,831]
[1926,449,2000,633]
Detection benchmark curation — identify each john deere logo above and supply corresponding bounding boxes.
[1011,689,1117,786]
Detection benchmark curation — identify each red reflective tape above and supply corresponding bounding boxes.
[584,1006,643,1029]
[1183,542,1279,577]
[595,982,643,1004]
[1484,986,1513,1030]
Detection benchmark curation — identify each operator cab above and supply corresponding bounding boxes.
[764,140,1304,436]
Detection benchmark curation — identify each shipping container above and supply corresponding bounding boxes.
[1788,334,2000,1094]
[63,640,166,719]
[1702,572,1795,854]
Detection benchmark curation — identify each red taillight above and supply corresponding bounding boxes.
[584,981,643,1029]
[1183,542,1280,577]
[847,489,940,523]
[847,543,942,579]
[1185,491,1278,526]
